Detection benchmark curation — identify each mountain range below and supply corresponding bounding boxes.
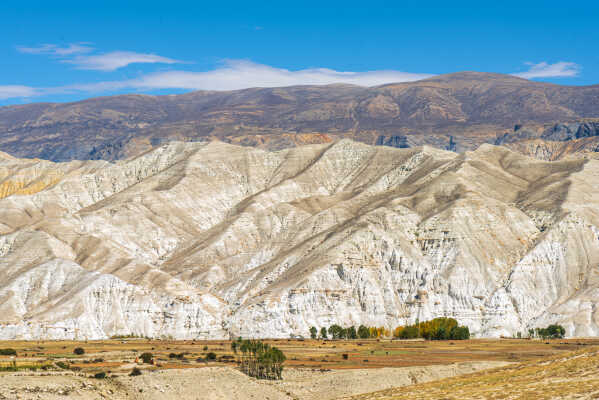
[1,72,599,162]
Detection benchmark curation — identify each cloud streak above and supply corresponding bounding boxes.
[0,85,38,100]
[17,43,181,71]
[513,61,580,79]
[67,51,181,71]
[17,43,93,56]
[0,60,433,100]
[76,60,434,91]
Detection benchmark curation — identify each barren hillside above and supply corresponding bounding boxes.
[1,140,598,339]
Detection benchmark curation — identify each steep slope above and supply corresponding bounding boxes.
[0,140,598,339]
[1,72,599,161]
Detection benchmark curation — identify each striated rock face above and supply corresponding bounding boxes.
[1,140,598,339]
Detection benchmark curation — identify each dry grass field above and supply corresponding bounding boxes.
[1,338,598,399]
[347,346,599,399]
[1,338,598,373]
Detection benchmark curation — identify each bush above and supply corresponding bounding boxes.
[93,372,106,379]
[168,353,177,359]
[0,348,17,356]
[55,361,70,370]
[203,345,208,351]
[140,352,153,364]
[206,352,217,361]
[73,347,85,355]
[93,358,104,363]
[129,367,142,376]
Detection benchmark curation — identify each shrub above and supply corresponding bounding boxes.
[0,349,17,356]
[140,352,153,364]
[55,361,70,370]
[129,367,142,376]
[93,372,106,379]
[0,348,17,356]
[73,347,85,355]
[342,353,349,360]
[203,345,208,351]
[206,352,217,361]
[168,353,177,359]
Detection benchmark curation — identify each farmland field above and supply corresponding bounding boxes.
[1,338,598,399]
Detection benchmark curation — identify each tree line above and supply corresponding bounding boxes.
[231,338,286,380]
[310,325,391,339]
[528,324,565,339]
[309,318,470,340]
[393,317,470,340]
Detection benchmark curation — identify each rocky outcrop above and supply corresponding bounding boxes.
[1,140,598,339]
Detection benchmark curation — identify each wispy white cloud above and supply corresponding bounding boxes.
[0,85,37,100]
[67,51,181,71]
[17,43,93,56]
[513,61,580,79]
[1,60,432,100]
[77,60,434,90]
[17,43,181,72]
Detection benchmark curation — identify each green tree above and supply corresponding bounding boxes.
[320,327,328,339]
[309,326,318,339]
[358,325,370,339]
[348,326,357,339]
[328,325,343,339]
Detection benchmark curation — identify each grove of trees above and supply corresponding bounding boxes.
[309,325,391,340]
[309,318,470,341]
[232,339,286,380]
[529,324,566,339]
[394,318,470,340]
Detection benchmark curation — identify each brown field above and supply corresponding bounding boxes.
[2,339,599,399]
[347,346,599,399]
[1,338,598,374]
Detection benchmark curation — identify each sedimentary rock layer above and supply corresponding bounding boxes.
[0,140,598,339]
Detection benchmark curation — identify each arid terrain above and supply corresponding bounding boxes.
[1,72,599,161]
[2,139,599,340]
[1,338,597,399]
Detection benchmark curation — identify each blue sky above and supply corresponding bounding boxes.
[1,0,598,105]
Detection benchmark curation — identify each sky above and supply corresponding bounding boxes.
[1,0,598,105]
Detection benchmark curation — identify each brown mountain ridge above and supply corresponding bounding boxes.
[1,71,599,161]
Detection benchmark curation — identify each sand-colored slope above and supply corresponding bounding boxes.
[0,140,598,339]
